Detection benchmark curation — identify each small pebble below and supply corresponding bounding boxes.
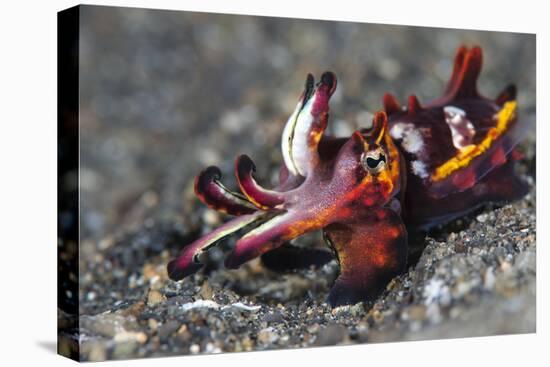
[257,327,278,344]
[147,290,166,307]
[476,213,488,223]
[189,344,200,354]
[148,318,158,332]
[200,281,213,300]
[88,343,107,362]
[315,324,348,346]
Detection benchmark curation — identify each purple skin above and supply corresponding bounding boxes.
[168,46,529,306]
[383,46,528,229]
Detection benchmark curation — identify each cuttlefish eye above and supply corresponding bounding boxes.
[362,149,387,174]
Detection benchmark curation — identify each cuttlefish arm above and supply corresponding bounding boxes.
[281,72,337,179]
[194,166,258,215]
[167,211,266,280]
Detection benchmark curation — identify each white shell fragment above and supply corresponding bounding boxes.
[180,300,261,313]
[180,300,220,312]
[222,302,262,313]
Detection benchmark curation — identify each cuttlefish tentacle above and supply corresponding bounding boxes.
[194,166,258,215]
[235,154,285,210]
[281,72,337,178]
[167,211,266,280]
[224,210,327,269]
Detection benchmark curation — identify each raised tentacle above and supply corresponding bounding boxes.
[167,211,266,280]
[235,154,285,210]
[194,166,258,215]
[449,46,483,100]
[407,94,423,116]
[324,208,408,306]
[281,71,337,177]
[427,46,484,107]
[383,93,402,116]
[443,45,468,96]
[364,111,388,146]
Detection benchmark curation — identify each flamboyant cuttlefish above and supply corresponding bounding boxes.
[167,46,529,306]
